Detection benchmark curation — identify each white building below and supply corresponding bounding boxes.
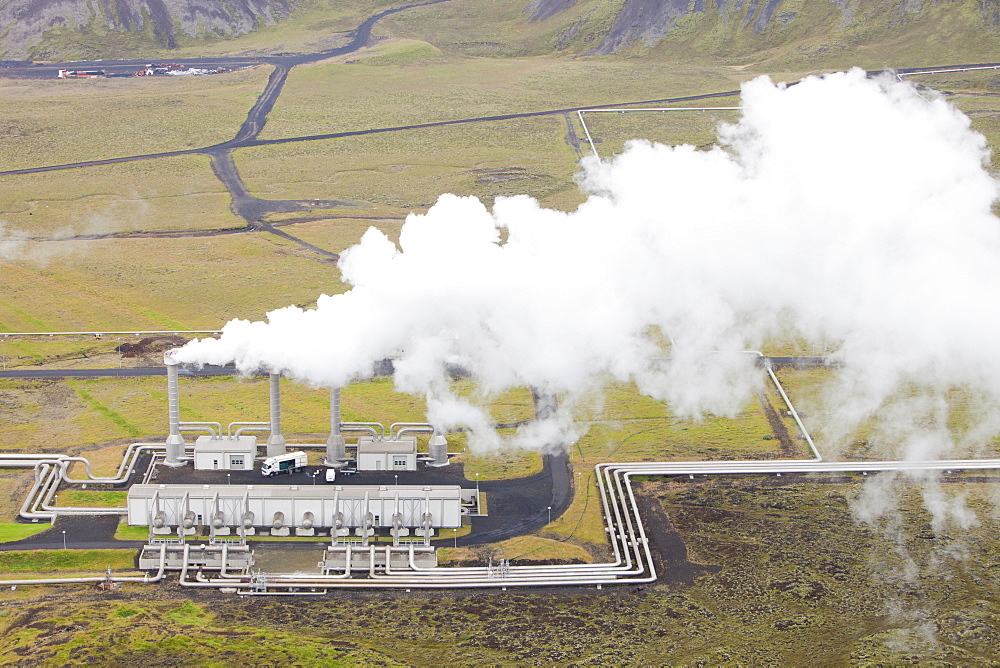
[357,437,417,471]
[193,436,256,471]
[127,483,465,530]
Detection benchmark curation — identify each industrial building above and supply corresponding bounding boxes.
[357,437,418,471]
[127,483,468,541]
[192,436,256,471]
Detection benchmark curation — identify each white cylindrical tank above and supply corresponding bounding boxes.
[163,352,186,467]
[427,431,449,467]
[326,387,346,466]
[266,373,287,457]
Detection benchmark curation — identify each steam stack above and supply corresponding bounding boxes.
[427,431,449,467]
[163,352,186,467]
[267,372,286,457]
[325,387,346,466]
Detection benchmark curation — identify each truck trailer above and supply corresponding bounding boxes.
[261,451,308,477]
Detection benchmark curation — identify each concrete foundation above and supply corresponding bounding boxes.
[322,545,438,573]
[138,544,254,572]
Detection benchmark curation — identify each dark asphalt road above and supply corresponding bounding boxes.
[0,364,238,378]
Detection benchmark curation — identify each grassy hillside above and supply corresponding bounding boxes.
[8,0,1000,70]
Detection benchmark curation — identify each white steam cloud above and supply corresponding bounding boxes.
[175,68,1000,463]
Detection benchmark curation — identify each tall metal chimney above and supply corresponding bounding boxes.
[266,372,286,457]
[325,387,346,466]
[163,352,185,467]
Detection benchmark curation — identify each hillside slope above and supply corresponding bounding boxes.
[526,0,1000,56]
[2,0,1000,66]
[0,0,294,59]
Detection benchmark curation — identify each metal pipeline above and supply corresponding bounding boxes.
[228,421,268,436]
[339,425,380,439]
[180,422,223,437]
[233,425,270,438]
[58,443,165,483]
[389,423,433,439]
[342,422,385,438]
[322,544,353,579]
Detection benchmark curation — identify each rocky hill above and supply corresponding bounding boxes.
[0,0,293,59]
[525,0,1000,58]
[3,0,999,63]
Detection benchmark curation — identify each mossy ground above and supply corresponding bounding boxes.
[3,476,998,664]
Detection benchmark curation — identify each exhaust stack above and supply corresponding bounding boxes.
[325,387,346,466]
[267,372,286,457]
[163,352,185,467]
[427,431,449,467]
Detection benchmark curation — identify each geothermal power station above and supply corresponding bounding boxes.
[3,346,1000,594]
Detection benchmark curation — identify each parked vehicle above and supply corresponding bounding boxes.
[261,451,308,477]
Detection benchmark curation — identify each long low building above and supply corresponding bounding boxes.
[127,483,466,531]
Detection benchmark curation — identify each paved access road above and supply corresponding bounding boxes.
[0,365,236,378]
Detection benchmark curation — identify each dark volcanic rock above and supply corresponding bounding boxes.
[526,0,579,22]
[590,0,700,55]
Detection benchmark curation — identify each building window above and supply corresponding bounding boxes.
[394,458,407,468]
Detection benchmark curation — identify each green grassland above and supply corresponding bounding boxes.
[0,66,273,172]
[0,232,341,333]
[0,374,536,456]
[0,522,50,543]
[273,215,406,252]
[257,56,744,141]
[0,549,135,573]
[773,367,1000,461]
[458,449,543,481]
[581,107,741,159]
[0,155,241,238]
[907,69,1000,173]
[56,489,128,508]
[573,381,784,463]
[237,116,586,216]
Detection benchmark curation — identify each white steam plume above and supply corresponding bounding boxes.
[175,68,1000,466]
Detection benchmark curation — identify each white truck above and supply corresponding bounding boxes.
[324,467,356,482]
[261,451,308,477]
